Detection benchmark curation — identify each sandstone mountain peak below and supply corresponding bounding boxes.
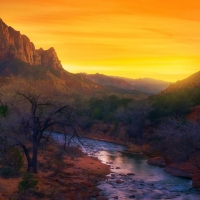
[0,19,62,70]
[48,47,55,51]
[0,18,5,25]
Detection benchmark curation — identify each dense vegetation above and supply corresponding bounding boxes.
[71,86,200,166]
[149,87,200,120]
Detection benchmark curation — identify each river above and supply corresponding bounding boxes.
[53,133,200,200]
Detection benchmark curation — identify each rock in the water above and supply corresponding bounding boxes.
[127,173,135,176]
[116,179,124,184]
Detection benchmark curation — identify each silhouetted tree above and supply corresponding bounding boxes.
[0,81,77,173]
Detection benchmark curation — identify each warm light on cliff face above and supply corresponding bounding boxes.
[1,0,200,81]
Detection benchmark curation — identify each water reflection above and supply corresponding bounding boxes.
[53,133,200,200]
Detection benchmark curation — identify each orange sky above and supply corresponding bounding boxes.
[1,0,200,82]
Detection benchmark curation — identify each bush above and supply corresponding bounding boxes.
[2,147,24,172]
[18,173,38,193]
[0,104,8,117]
[0,166,15,177]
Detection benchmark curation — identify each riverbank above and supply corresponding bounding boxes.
[79,132,200,189]
[75,137,200,199]
[78,133,150,154]
[0,142,110,200]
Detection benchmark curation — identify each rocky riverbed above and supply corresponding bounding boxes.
[54,134,200,200]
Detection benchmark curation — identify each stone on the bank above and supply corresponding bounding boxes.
[164,162,198,178]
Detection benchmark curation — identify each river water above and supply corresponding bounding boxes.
[53,133,200,200]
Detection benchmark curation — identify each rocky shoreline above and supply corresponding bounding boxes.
[101,172,196,199]
[79,133,200,190]
[147,156,200,189]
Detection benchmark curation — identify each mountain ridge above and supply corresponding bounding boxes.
[79,73,172,94]
[0,18,105,95]
[0,18,177,97]
[163,71,200,93]
[0,19,152,98]
[0,18,62,70]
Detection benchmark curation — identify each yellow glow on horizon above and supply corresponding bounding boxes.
[1,0,200,82]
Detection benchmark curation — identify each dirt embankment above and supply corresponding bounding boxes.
[0,144,110,200]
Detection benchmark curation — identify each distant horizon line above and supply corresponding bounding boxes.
[73,71,176,83]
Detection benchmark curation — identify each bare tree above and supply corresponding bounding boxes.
[0,81,77,173]
[115,101,151,140]
[156,117,200,163]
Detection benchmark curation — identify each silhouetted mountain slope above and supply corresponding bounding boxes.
[0,58,104,94]
[149,71,200,120]
[163,71,200,93]
[120,77,172,94]
[79,73,135,89]
[79,73,171,94]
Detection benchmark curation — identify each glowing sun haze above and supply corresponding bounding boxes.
[1,0,200,82]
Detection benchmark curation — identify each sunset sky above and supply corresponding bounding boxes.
[1,0,200,82]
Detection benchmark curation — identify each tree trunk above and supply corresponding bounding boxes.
[30,117,39,173]
[31,142,38,173]
[20,144,32,172]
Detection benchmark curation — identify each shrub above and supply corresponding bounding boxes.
[0,166,15,177]
[18,173,38,194]
[2,147,24,172]
[0,104,8,117]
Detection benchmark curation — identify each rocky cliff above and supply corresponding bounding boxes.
[0,18,62,70]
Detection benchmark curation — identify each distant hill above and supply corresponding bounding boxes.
[119,77,172,94]
[162,71,200,93]
[78,73,135,89]
[79,73,172,94]
[0,58,105,95]
[149,71,200,120]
